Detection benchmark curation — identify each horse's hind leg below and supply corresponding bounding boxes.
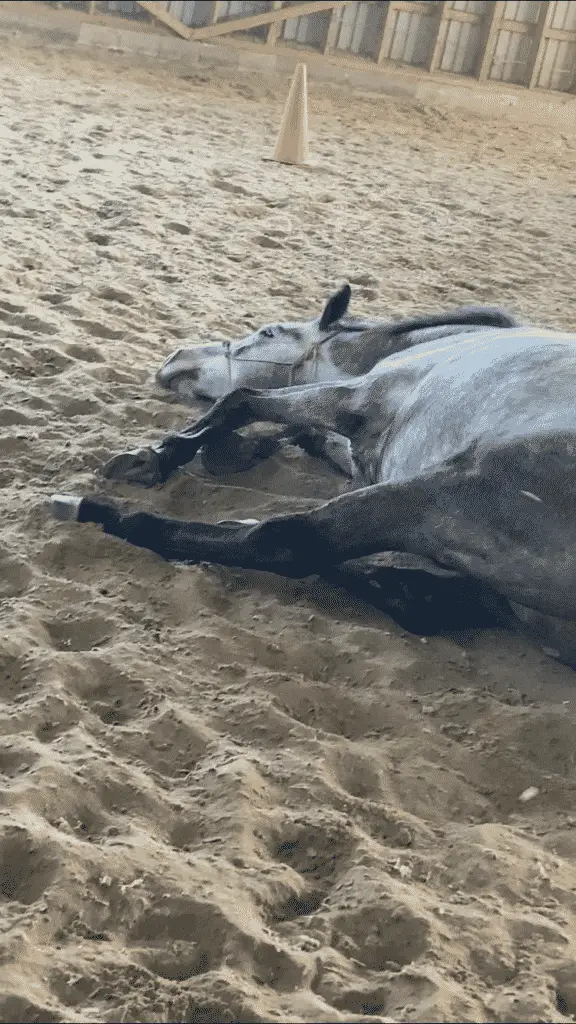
[326,557,514,634]
[102,381,360,486]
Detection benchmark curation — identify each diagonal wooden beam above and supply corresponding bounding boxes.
[135,2,192,38]
[187,1,354,42]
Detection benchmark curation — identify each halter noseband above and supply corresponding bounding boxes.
[221,322,368,387]
[222,338,323,388]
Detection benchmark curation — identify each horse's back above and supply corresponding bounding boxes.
[377,327,576,486]
[376,325,576,376]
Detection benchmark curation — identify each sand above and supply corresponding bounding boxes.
[0,28,576,1024]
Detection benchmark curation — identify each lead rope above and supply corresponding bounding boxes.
[312,343,319,382]
[223,340,233,387]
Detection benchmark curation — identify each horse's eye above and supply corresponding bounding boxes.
[261,328,274,339]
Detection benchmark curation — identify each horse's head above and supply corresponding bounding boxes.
[156,284,373,403]
[156,285,520,405]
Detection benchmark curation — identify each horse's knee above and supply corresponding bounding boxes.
[200,432,281,475]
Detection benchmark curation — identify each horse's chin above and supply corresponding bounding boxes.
[194,390,219,403]
[172,379,223,405]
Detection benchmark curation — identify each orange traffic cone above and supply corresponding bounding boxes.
[273,62,309,166]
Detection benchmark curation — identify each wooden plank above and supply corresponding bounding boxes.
[476,0,506,79]
[444,8,482,25]
[492,18,576,39]
[525,0,551,87]
[211,1,222,25]
[267,1,285,48]
[427,0,449,72]
[88,0,96,13]
[135,1,192,37]
[323,1,344,55]
[386,1,431,14]
[376,0,399,63]
[187,1,354,42]
[492,18,574,37]
[544,25,576,41]
[499,18,530,34]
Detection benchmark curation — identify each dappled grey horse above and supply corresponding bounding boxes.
[52,285,576,666]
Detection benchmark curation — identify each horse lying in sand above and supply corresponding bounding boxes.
[51,285,576,667]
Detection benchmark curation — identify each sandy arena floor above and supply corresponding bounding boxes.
[0,31,576,1024]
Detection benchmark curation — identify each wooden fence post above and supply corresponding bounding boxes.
[525,1,551,88]
[476,0,506,81]
[323,2,344,55]
[267,1,285,47]
[376,1,398,64]
[427,0,449,73]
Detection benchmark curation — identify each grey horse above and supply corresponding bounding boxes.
[51,284,576,665]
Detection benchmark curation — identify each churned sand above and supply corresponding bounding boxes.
[0,27,575,1024]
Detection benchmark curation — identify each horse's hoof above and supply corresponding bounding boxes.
[101,447,162,486]
[51,494,83,522]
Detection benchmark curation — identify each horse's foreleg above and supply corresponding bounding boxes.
[51,467,468,579]
[280,427,356,478]
[57,450,576,621]
[51,473,439,575]
[199,426,354,479]
[51,493,325,576]
[101,382,360,486]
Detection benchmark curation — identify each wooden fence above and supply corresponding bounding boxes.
[43,1,576,92]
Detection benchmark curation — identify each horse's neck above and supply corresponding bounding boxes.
[329,321,492,376]
[328,322,403,376]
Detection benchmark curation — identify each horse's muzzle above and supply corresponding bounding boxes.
[156,348,198,387]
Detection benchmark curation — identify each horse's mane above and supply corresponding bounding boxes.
[330,306,520,376]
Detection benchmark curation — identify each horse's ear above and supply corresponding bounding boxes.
[319,283,351,330]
